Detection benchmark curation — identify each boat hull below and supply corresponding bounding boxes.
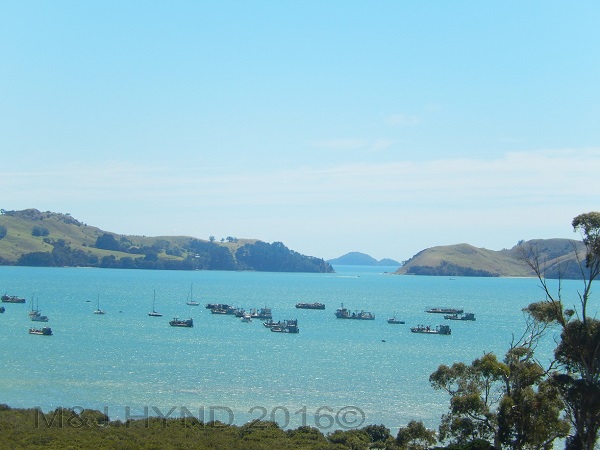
[2,295,26,303]
[169,318,193,327]
[295,303,325,310]
[29,327,52,335]
[410,325,451,335]
[31,315,49,322]
[425,307,463,314]
[335,311,375,320]
[444,313,476,321]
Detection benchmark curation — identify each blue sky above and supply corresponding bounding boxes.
[1,1,599,261]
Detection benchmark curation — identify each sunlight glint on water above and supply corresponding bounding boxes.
[0,265,592,439]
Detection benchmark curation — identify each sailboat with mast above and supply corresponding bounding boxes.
[148,290,163,317]
[28,293,40,318]
[186,283,199,306]
[30,295,49,322]
[94,294,105,315]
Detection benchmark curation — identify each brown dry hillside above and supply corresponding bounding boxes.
[395,239,586,279]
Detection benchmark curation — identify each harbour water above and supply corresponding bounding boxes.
[0,265,592,436]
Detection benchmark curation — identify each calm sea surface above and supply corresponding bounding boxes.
[0,265,594,436]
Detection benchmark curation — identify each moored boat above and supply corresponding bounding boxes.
[295,302,325,310]
[0,306,4,313]
[250,307,272,320]
[31,313,49,322]
[444,312,476,321]
[211,305,238,315]
[425,307,463,314]
[169,317,193,327]
[263,319,284,328]
[28,295,40,317]
[334,303,375,320]
[387,317,405,324]
[29,327,52,335]
[387,311,405,324]
[206,303,230,309]
[410,324,451,335]
[2,294,26,303]
[148,290,163,317]
[270,319,299,333]
[93,295,105,315]
[29,295,48,321]
[185,284,199,306]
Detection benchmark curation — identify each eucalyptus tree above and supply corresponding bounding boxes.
[520,212,600,450]
[396,420,437,449]
[430,344,568,449]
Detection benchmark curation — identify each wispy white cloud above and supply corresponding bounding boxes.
[312,138,396,153]
[369,139,396,152]
[386,113,420,127]
[4,148,597,208]
[312,139,367,151]
[2,148,598,256]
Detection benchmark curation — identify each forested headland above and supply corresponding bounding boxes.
[0,209,333,273]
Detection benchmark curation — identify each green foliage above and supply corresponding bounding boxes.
[497,348,569,449]
[396,420,437,449]
[363,424,392,443]
[522,301,566,324]
[551,319,600,450]
[328,428,371,449]
[516,212,600,450]
[0,224,6,239]
[0,407,393,450]
[430,356,501,445]
[95,233,121,251]
[235,241,333,273]
[439,438,495,449]
[17,251,55,266]
[554,319,600,375]
[572,212,600,270]
[430,348,568,449]
[188,238,237,270]
[31,225,49,236]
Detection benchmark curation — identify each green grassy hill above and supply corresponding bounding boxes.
[0,209,333,273]
[395,239,586,279]
[0,209,101,260]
